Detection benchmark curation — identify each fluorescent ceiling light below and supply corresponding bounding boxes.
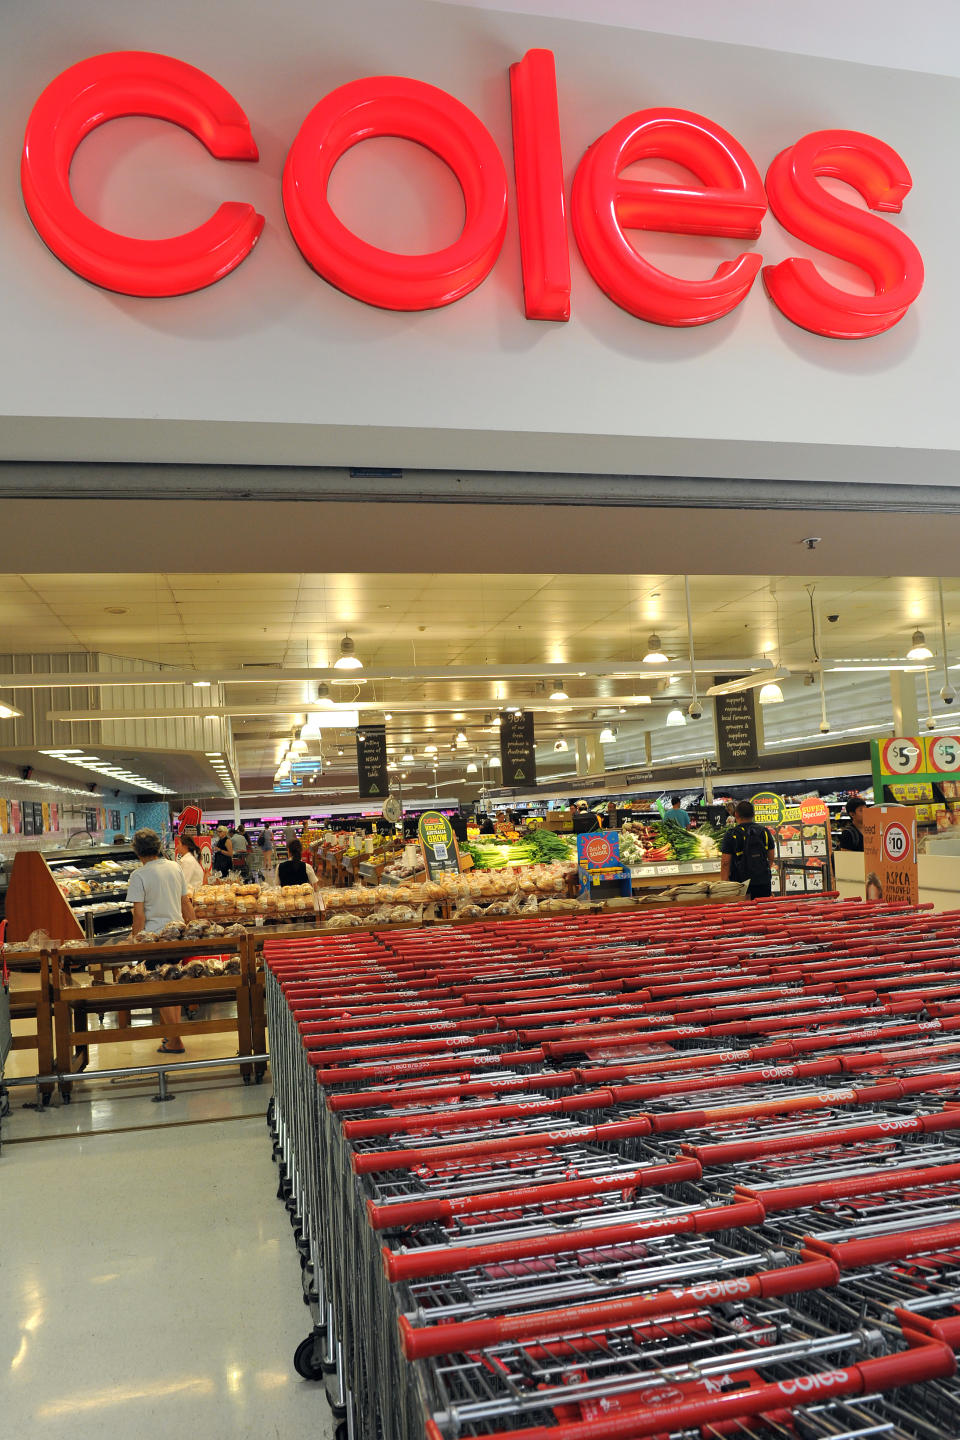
[665,706,687,728]
[333,634,363,670]
[706,667,788,697]
[192,679,211,688]
[301,709,359,733]
[0,701,23,719]
[907,629,934,661]
[758,682,784,705]
[643,634,669,664]
[550,686,569,701]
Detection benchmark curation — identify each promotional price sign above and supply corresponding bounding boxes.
[926,735,960,774]
[880,737,924,776]
[418,810,461,880]
[863,804,918,906]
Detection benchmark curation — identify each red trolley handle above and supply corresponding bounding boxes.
[367,1156,701,1230]
[421,1344,955,1440]
[326,1069,580,1112]
[351,1115,653,1175]
[343,1088,616,1140]
[400,1256,840,1359]
[738,1159,960,1212]
[382,1198,765,1283]
[683,1108,960,1165]
[610,1058,842,1103]
[806,1218,960,1269]
[314,1046,545,1086]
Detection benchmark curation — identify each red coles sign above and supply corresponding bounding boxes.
[20,48,924,339]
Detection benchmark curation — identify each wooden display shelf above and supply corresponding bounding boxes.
[50,941,257,1098]
[4,953,56,1101]
[5,851,84,943]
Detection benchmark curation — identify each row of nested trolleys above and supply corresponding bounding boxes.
[265,898,960,1440]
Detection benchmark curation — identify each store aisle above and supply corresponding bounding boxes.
[2,1110,334,1440]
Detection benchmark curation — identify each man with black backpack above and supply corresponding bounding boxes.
[719,800,776,898]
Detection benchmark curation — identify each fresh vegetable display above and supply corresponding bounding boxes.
[465,830,576,870]
[620,819,725,867]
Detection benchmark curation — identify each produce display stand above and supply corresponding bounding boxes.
[264,897,960,1438]
[628,858,722,889]
[50,937,257,1099]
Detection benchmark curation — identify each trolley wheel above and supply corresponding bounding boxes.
[293,1334,326,1382]
[334,1424,347,1440]
[266,1098,275,1126]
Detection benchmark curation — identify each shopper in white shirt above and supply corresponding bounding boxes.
[126,828,196,1054]
[178,835,205,888]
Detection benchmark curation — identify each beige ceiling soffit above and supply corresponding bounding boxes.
[3,659,771,690]
[48,697,692,724]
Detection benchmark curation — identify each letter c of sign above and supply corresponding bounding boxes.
[283,75,509,310]
[20,51,264,296]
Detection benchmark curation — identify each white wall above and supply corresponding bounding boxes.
[439,1,960,79]
[0,0,957,485]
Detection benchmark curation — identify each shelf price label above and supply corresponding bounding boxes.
[926,734,960,773]
[880,738,924,776]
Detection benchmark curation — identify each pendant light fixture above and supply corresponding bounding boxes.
[466,761,478,773]
[553,738,568,752]
[682,576,702,719]
[643,634,669,664]
[488,754,501,768]
[550,685,569,700]
[907,629,934,661]
[665,706,686,727]
[937,579,956,703]
[759,583,785,704]
[599,726,616,743]
[806,584,831,733]
[455,730,467,745]
[923,667,936,730]
[333,634,363,670]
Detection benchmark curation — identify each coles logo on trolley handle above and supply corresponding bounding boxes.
[19,48,923,338]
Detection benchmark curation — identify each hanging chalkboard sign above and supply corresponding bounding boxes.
[715,691,760,772]
[500,711,537,786]
[356,724,388,798]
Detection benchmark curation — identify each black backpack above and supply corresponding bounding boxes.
[730,823,772,889]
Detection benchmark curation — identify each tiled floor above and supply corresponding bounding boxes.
[1,1078,334,1440]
